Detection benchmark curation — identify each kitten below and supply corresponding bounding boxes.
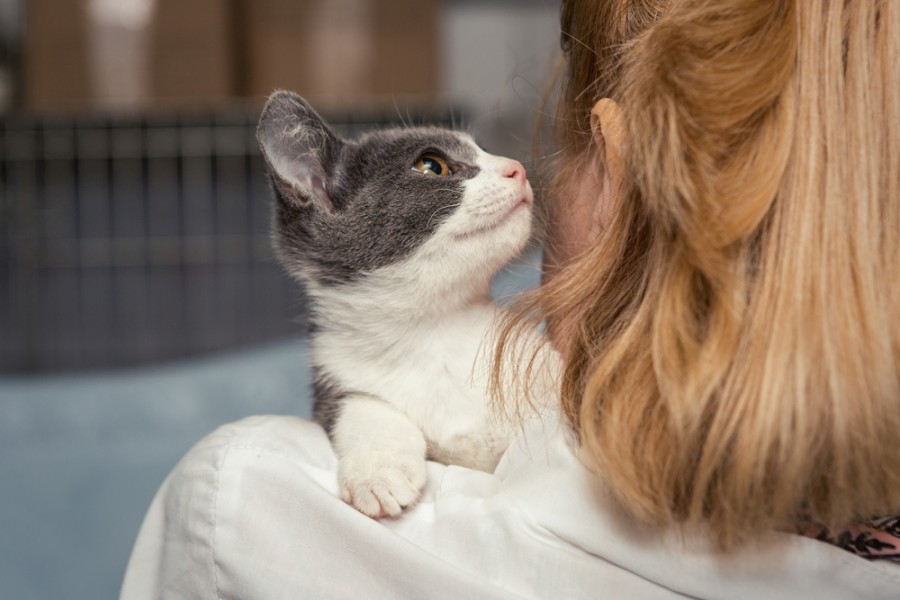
[257,91,559,518]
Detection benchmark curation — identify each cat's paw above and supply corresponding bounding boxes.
[428,427,514,472]
[338,452,427,518]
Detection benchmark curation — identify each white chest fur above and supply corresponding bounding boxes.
[312,300,514,467]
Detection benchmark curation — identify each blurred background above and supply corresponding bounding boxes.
[0,0,560,598]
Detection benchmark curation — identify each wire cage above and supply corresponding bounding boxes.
[0,107,459,373]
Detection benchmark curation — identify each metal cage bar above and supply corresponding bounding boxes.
[0,108,458,372]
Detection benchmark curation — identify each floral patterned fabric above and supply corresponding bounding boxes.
[806,517,900,562]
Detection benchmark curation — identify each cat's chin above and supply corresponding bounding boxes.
[453,198,532,241]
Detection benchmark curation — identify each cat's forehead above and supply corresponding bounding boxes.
[356,127,478,161]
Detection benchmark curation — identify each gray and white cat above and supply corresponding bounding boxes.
[257,91,559,518]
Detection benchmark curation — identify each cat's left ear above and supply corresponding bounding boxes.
[257,91,342,213]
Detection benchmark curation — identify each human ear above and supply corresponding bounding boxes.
[589,98,624,209]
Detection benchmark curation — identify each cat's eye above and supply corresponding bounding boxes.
[412,153,451,177]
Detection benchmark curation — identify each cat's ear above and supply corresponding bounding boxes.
[257,91,341,213]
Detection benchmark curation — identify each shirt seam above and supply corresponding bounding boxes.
[211,439,234,600]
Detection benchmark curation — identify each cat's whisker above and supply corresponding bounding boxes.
[424,204,460,230]
[530,148,565,162]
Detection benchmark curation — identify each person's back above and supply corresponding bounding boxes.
[508,0,900,552]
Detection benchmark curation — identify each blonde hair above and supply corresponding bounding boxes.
[497,0,900,545]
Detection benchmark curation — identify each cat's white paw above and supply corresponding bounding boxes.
[428,427,514,472]
[338,452,427,518]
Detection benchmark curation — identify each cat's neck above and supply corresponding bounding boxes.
[306,273,495,339]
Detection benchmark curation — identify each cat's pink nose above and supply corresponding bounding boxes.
[503,160,527,185]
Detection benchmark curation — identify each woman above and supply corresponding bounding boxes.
[514,0,900,553]
[121,1,899,598]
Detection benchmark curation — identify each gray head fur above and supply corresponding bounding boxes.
[257,91,484,286]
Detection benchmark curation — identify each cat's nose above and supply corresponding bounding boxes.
[502,160,527,185]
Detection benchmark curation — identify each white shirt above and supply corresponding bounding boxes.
[120,414,900,599]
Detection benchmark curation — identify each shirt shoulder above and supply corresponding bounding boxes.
[122,414,900,600]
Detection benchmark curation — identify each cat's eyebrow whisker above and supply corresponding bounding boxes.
[391,95,412,129]
[465,106,508,140]
[449,107,463,131]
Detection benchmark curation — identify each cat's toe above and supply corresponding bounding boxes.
[371,483,404,517]
[341,477,416,518]
[342,485,386,518]
[374,471,421,514]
